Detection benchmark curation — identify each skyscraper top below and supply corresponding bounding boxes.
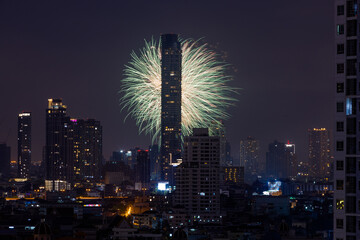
[18,112,31,117]
[48,98,66,109]
[161,34,180,49]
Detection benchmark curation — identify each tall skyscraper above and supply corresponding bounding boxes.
[160,34,182,183]
[0,143,11,178]
[70,119,103,182]
[285,141,297,179]
[240,136,261,178]
[334,2,359,238]
[308,128,332,179]
[45,99,72,191]
[175,128,221,224]
[18,112,31,178]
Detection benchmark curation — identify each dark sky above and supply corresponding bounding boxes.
[0,1,333,164]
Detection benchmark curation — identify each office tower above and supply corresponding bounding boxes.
[266,140,295,179]
[334,2,359,238]
[240,136,261,178]
[71,119,103,182]
[175,128,221,224]
[225,141,232,165]
[45,99,72,191]
[105,153,133,185]
[18,112,31,178]
[285,141,297,178]
[135,149,150,185]
[160,33,182,183]
[308,128,332,179]
[0,143,11,178]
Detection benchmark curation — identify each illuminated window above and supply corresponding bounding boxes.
[347,1,357,17]
[336,199,344,210]
[337,24,344,35]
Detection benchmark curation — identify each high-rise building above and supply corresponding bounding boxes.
[18,112,31,178]
[334,2,359,238]
[308,128,332,179]
[0,143,11,178]
[240,137,261,179]
[149,144,160,181]
[45,99,72,191]
[160,34,182,183]
[285,141,297,179]
[266,140,296,179]
[71,119,103,182]
[135,149,150,185]
[175,128,221,224]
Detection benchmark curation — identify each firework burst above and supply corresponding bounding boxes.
[120,37,236,143]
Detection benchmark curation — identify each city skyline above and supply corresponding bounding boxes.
[0,1,338,239]
[0,1,333,164]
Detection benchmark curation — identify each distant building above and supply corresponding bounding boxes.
[240,136,261,179]
[285,142,297,178]
[149,145,160,181]
[70,118,103,182]
[160,33,182,184]
[18,112,31,178]
[0,143,11,178]
[45,99,72,191]
[266,141,296,179]
[308,128,331,179]
[135,150,150,186]
[104,158,132,185]
[175,128,221,224]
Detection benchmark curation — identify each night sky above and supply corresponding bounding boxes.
[0,1,333,164]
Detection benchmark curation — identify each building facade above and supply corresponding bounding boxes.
[266,141,296,179]
[308,128,332,179]
[240,136,261,179]
[160,33,182,183]
[135,150,150,186]
[18,112,31,178]
[334,1,360,239]
[174,128,221,224]
[45,99,72,191]
[71,119,103,183]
